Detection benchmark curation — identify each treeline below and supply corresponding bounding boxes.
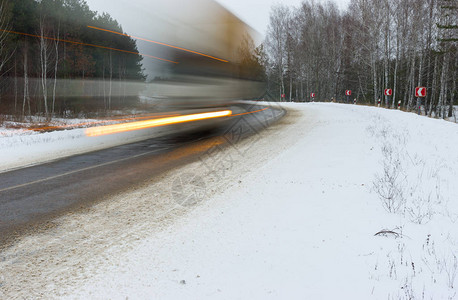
[0,0,145,119]
[265,0,457,118]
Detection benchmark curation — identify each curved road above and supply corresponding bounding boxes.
[0,104,285,246]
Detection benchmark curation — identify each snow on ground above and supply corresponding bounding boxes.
[0,116,180,172]
[1,102,457,299]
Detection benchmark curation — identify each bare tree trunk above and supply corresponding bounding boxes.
[300,80,303,101]
[383,0,390,108]
[266,5,289,102]
[449,56,458,118]
[392,55,398,108]
[438,52,449,118]
[448,55,456,118]
[123,66,127,104]
[14,58,17,114]
[0,0,14,112]
[22,46,30,119]
[407,53,416,110]
[429,55,439,117]
[372,55,378,105]
[103,60,106,110]
[417,51,423,114]
[289,75,292,101]
[109,51,113,110]
[424,0,435,116]
[358,73,367,101]
[118,61,123,106]
[39,17,50,120]
[52,23,60,116]
[384,60,388,107]
[424,52,432,116]
[0,0,12,75]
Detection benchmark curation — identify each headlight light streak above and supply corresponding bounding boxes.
[85,110,232,137]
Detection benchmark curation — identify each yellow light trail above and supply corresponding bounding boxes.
[87,26,229,63]
[0,29,178,64]
[28,113,180,132]
[86,110,232,136]
[231,107,268,117]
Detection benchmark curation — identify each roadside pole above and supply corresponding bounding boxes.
[384,89,392,109]
[417,98,421,115]
[345,90,351,103]
[415,87,426,115]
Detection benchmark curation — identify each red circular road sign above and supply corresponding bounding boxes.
[415,87,426,97]
[310,93,315,98]
[384,89,392,96]
[345,90,351,96]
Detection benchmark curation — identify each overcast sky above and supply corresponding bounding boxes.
[215,0,351,35]
[86,0,351,37]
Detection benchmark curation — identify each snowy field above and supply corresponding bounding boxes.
[0,102,457,299]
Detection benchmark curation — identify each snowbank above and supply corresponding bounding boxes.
[0,113,228,172]
[0,103,457,299]
[0,119,173,172]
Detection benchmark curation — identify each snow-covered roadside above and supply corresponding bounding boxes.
[0,122,176,172]
[0,112,233,172]
[0,105,255,172]
[1,103,457,299]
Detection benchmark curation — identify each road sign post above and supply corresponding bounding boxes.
[384,89,392,108]
[345,90,351,104]
[415,87,426,115]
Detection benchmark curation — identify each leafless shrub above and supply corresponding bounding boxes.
[406,193,434,224]
[444,254,458,289]
[404,158,444,224]
[372,124,446,223]
[375,232,458,298]
[401,276,414,300]
[389,258,397,279]
[373,143,406,213]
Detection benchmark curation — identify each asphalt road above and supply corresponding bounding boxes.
[0,103,285,246]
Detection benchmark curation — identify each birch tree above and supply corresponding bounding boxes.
[0,0,12,76]
[266,4,290,101]
[39,15,52,119]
